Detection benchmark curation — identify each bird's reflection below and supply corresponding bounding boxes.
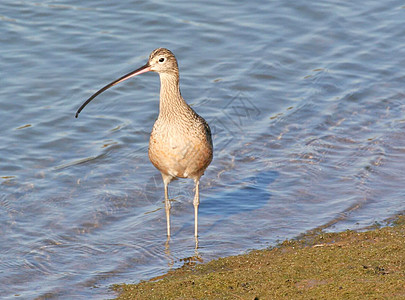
[164,237,174,268]
[164,236,203,269]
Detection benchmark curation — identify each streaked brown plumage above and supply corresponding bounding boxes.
[75,48,213,240]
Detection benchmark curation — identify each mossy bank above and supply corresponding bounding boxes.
[113,216,405,299]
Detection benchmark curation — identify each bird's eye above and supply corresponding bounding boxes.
[158,57,165,63]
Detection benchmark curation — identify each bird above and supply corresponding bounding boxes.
[75,48,213,241]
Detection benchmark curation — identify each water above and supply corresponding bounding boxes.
[1,0,405,298]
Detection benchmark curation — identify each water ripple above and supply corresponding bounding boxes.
[1,0,405,298]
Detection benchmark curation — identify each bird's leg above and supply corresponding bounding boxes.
[163,175,171,238]
[193,179,200,239]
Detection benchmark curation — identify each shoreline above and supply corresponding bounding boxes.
[113,215,405,299]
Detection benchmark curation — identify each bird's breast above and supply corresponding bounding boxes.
[148,119,213,179]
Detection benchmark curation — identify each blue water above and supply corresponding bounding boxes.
[1,1,405,298]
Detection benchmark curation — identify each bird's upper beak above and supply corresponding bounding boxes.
[75,63,151,118]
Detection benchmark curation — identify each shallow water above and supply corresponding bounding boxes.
[1,0,405,298]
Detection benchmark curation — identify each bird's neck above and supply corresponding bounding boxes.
[158,72,189,117]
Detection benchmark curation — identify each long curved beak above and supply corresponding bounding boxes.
[75,63,151,118]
